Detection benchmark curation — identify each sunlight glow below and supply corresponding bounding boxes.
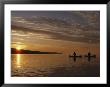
[16,46,21,50]
[16,54,21,68]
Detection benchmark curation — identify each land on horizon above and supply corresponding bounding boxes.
[11,48,62,54]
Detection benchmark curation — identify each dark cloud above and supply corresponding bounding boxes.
[11,11,100,43]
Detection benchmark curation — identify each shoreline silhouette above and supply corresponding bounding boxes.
[11,48,62,54]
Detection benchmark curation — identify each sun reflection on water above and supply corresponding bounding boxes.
[16,54,21,68]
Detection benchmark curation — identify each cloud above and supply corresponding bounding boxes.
[11,11,100,44]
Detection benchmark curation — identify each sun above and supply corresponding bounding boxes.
[16,47,21,51]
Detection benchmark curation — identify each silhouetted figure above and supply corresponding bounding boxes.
[84,52,96,62]
[73,52,76,57]
[69,52,82,62]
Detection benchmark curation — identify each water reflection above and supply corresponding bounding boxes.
[16,54,21,68]
[11,54,100,77]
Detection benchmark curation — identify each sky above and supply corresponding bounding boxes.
[11,11,100,53]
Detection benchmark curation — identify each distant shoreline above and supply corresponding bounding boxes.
[11,53,60,55]
[11,48,62,54]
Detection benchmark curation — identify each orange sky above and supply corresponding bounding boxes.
[11,11,100,55]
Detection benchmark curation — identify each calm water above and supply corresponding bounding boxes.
[11,54,100,77]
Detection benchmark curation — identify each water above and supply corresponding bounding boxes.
[11,54,100,77]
